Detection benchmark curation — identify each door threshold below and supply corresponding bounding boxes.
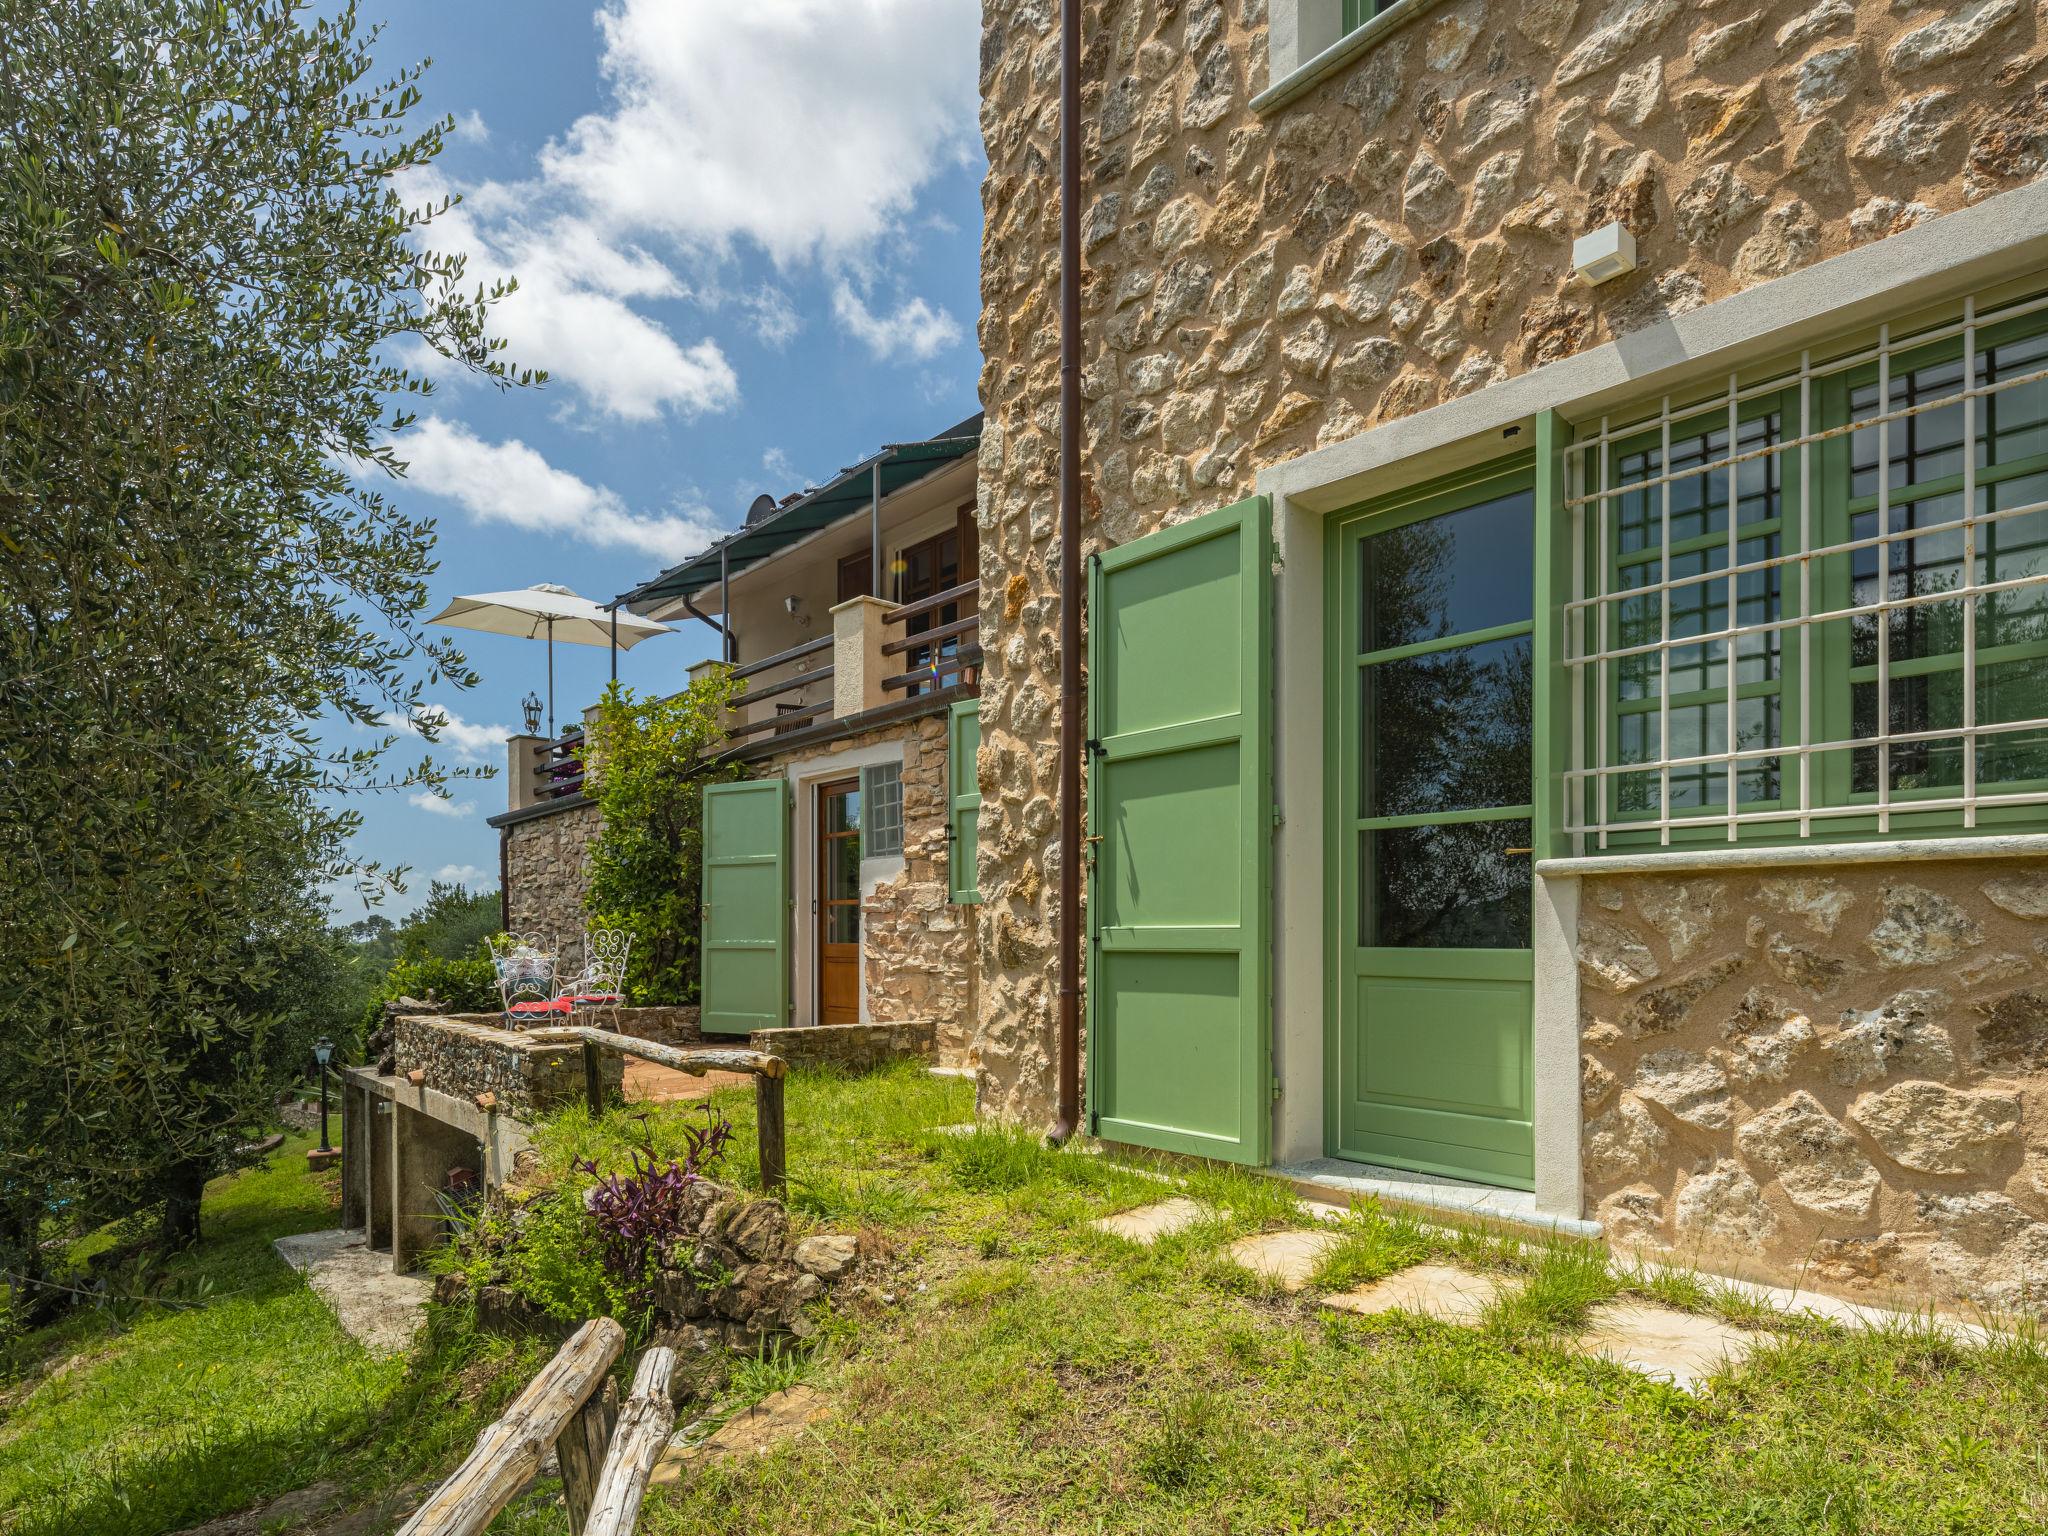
[1268,1158,1600,1240]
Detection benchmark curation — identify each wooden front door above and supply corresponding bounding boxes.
[817,778,862,1025]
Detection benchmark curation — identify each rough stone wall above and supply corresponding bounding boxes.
[972,0,2048,1124]
[754,708,979,1063]
[392,1014,621,1119]
[1579,861,2048,1320]
[504,799,603,952]
[747,1020,939,1074]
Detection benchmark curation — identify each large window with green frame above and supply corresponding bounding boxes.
[1566,289,2048,849]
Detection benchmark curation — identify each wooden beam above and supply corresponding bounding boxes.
[755,1072,787,1196]
[557,1377,619,1534]
[582,1347,679,1536]
[721,698,833,739]
[726,633,831,681]
[879,613,978,657]
[522,1027,788,1080]
[882,577,978,626]
[395,1317,625,1536]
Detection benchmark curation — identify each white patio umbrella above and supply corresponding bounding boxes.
[426,583,669,737]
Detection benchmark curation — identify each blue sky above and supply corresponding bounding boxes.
[325,0,986,919]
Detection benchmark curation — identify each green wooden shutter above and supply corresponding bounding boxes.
[948,699,981,904]
[1086,496,1272,1164]
[701,778,790,1035]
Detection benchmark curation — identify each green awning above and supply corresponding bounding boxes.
[618,414,981,614]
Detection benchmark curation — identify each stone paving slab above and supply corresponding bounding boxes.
[1322,1263,1518,1325]
[273,1229,429,1356]
[652,1385,831,1487]
[1091,1197,1210,1244]
[1575,1300,1770,1392]
[1226,1228,1342,1292]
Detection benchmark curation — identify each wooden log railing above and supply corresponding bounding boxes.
[583,1347,679,1536]
[400,1320,681,1536]
[398,1317,626,1536]
[726,633,831,681]
[521,1027,788,1196]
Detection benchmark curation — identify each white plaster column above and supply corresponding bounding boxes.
[830,596,892,720]
[1531,871,1584,1221]
[1270,489,1326,1164]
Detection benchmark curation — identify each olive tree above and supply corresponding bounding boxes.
[0,0,530,1287]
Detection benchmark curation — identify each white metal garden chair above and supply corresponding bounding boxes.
[561,927,632,1026]
[485,932,569,1024]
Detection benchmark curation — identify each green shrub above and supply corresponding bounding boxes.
[584,674,741,1005]
[358,954,499,1036]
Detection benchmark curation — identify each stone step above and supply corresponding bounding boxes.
[1322,1263,1518,1326]
[652,1384,831,1488]
[1091,1197,1211,1243]
[1574,1300,1771,1392]
[1225,1227,1343,1292]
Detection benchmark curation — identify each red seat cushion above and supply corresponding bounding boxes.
[507,997,572,1015]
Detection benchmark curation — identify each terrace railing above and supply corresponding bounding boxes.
[881,578,980,697]
[521,1026,788,1194]
[720,633,834,742]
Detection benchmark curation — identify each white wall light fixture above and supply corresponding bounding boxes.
[1572,222,1638,286]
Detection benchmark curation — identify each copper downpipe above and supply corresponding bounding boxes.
[1050,0,1083,1144]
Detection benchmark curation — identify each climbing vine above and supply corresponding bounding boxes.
[583,673,742,1003]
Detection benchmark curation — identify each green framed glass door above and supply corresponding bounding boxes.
[1327,467,1537,1188]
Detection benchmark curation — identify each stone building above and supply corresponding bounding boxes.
[494,416,987,1064]
[969,0,2048,1315]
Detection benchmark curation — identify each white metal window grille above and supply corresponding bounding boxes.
[860,762,904,858]
[1564,287,2048,850]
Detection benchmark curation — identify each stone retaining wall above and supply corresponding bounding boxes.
[972,0,2048,1126]
[1578,859,2048,1320]
[503,799,603,952]
[391,1015,621,1119]
[604,1005,703,1048]
[747,1020,939,1075]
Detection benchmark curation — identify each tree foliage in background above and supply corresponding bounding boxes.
[584,675,743,1005]
[339,880,503,1041]
[0,0,528,1288]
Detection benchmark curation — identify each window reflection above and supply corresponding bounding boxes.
[1365,819,1533,949]
[1361,489,1533,653]
[1365,636,1531,819]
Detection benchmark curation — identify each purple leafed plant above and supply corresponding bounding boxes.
[576,1107,733,1290]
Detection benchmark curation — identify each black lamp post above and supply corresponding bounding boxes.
[313,1037,334,1154]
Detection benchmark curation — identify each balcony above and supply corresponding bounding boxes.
[879,578,981,698]
[700,578,980,751]
[505,723,590,811]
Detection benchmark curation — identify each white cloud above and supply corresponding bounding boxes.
[742,285,801,348]
[433,863,493,885]
[831,283,961,362]
[393,415,724,561]
[381,705,512,763]
[538,0,980,267]
[403,170,739,423]
[761,446,797,485]
[410,791,478,819]
[450,110,491,146]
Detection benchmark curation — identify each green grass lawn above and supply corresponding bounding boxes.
[614,1065,2048,1536]
[6,1073,2047,1536]
[0,1131,548,1536]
